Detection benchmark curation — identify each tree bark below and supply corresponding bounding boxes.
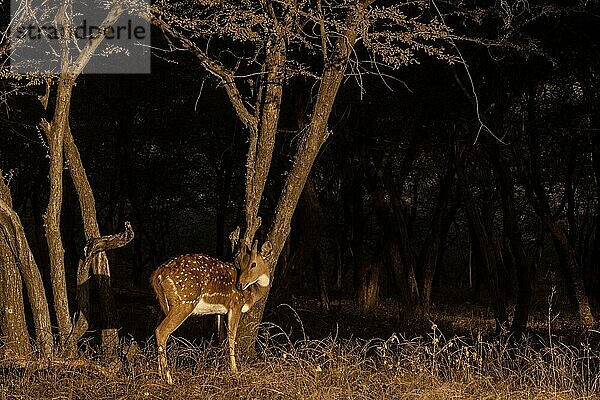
[241,33,287,248]
[235,3,370,358]
[63,123,120,355]
[67,222,134,350]
[41,76,74,348]
[0,175,53,357]
[0,173,29,358]
[0,230,31,357]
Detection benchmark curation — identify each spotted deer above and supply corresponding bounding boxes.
[150,240,272,384]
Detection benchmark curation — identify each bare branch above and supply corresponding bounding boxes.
[38,79,52,110]
[317,0,327,62]
[84,221,135,257]
[145,10,258,131]
[70,2,127,77]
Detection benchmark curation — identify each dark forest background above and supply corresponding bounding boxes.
[1,0,600,349]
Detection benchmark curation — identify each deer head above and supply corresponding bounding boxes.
[236,240,272,291]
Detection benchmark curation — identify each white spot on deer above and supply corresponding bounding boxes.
[193,299,227,315]
[257,274,270,287]
[241,304,250,313]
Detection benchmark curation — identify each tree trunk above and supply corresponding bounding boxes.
[525,86,595,329]
[418,159,455,308]
[313,249,330,312]
[545,212,595,329]
[456,150,508,331]
[235,3,369,359]
[33,3,126,353]
[63,123,119,355]
[489,144,531,337]
[0,176,53,357]
[357,242,381,314]
[0,236,31,357]
[0,173,29,358]
[42,76,74,348]
[240,33,287,248]
[67,222,134,350]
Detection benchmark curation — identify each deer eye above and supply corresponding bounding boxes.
[250,262,257,269]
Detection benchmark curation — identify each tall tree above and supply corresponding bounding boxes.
[150,0,455,356]
[1,0,131,354]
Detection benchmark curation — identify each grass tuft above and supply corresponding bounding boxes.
[2,321,600,399]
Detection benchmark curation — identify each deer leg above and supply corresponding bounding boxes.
[155,304,194,384]
[226,308,241,372]
[216,315,227,344]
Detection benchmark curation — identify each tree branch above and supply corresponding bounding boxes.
[146,10,258,132]
[70,2,127,77]
[69,221,134,348]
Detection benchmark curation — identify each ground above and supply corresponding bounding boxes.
[1,290,599,399]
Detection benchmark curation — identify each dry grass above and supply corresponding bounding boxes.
[2,321,600,400]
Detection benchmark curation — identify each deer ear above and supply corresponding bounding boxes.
[260,241,272,259]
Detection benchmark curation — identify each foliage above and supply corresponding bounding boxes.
[152,0,458,85]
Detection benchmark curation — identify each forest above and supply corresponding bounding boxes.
[1,0,600,398]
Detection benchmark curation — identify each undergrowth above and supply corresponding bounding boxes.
[1,320,600,400]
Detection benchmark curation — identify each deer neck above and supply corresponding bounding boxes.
[242,282,270,311]
[252,281,270,301]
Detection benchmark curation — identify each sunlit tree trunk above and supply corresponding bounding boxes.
[0,176,29,357]
[41,76,74,348]
[0,175,53,357]
[0,217,30,357]
[63,123,119,354]
[39,3,126,353]
[235,3,371,357]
